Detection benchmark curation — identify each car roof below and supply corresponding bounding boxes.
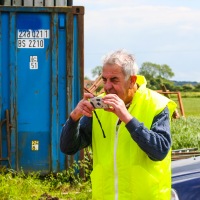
[172,156,200,182]
[172,156,200,170]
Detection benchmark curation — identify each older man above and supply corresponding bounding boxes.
[60,49,176,200]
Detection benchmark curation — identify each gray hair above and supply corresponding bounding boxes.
[102,49,138,80]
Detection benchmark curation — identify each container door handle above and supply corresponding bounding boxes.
[0,110,12,168]
[6,110,12,159]
[0,118,6,161]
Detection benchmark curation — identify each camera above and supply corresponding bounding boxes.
[90,97,109,109]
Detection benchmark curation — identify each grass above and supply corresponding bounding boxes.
[0,167,92,200]
[182,98,200,116]
[171,95,200,150]
[171,116,200,150]
[181,92,200,98]
[0,170,49,200]
[168,92,200,117]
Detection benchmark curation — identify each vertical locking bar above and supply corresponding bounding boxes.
[6,110,11,159]
[0,0,5,5]
[0,119,6,160]
[67,0,72,6]
[0,110,11,168]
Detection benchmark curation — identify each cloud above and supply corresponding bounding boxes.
[85,5,200,33]
[84,5,200,55]
[74,0,200,81]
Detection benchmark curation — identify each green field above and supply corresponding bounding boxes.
[171,96,200,149]
[182,97,200,117]
[169,92,200,117]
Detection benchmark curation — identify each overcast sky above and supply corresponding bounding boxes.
[73,0,200,82]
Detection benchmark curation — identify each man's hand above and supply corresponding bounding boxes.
[70,93,95,121]
[102,94,132,124]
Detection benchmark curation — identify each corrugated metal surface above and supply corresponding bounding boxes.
[3,0,71,6]
[0,5,84,173]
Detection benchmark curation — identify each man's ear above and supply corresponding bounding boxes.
[129,75,137,88]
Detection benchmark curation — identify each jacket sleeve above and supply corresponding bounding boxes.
[126,107,171,161]
[60,116,92,155]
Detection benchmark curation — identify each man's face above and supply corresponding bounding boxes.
[102,64,134,104]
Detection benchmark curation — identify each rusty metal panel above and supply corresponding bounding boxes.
[77,11,84,96]
[66,11,73,117]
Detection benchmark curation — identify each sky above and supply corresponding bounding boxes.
[73,0,200,82]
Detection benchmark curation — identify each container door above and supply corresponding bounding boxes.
[16,13,51,172]
[1,6,84,173]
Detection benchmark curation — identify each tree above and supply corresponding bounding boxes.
[159,64,174,79]
[139,62,175,90]
[194,83,200,91]
[91,66,102,78]
[139,62,159,79]
[139,62,174,80]
[182,84,195,91]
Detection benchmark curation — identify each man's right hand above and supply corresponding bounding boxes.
[70,93,95,121]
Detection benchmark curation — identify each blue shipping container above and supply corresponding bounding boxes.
[0,5,84,173]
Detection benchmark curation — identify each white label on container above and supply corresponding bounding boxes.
[32,140,39,151]
[18,39,44,48]
[30,56,38,69]
[18,29,50,39]
[30,56,38,62]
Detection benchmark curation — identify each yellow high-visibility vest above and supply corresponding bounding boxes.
[91,76,177,200]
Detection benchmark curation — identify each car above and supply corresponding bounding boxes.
[171,155,200,200]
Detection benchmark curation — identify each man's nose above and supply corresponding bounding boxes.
[104,81,113,91]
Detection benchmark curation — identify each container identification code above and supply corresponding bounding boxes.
[17,29,50,48]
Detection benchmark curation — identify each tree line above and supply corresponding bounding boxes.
[86,62,200,92]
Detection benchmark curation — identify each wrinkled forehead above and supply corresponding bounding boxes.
[103,63,125,77]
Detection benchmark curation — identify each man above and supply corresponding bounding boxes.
[60,49,177,200]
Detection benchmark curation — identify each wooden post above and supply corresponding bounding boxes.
[177,92,185,117]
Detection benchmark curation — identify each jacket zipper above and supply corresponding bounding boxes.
[114,123,120,200]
